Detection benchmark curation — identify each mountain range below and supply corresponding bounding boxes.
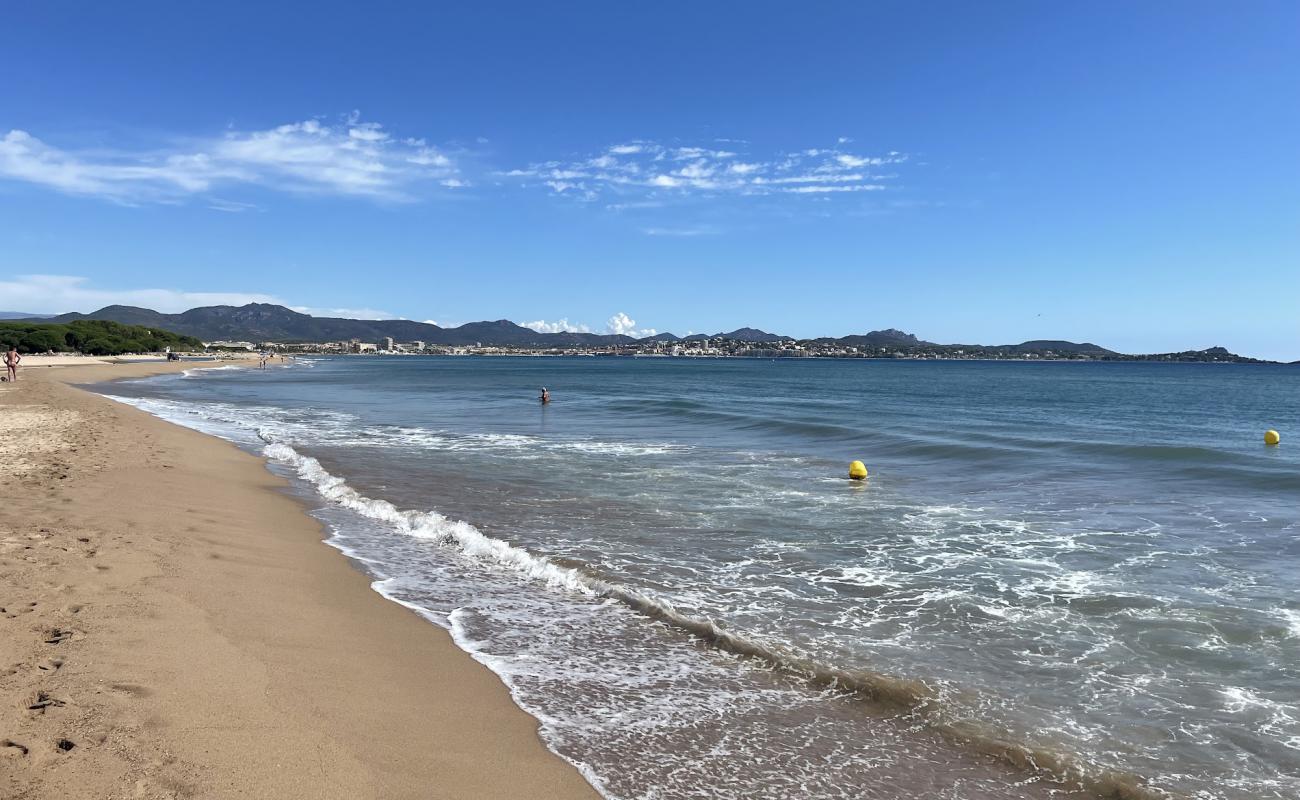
[32,303,964,350]
[22,302,1175,357]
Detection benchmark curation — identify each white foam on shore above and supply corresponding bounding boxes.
[180,363,246,378]
[260,436,603,595]
[1279,609,1300,639]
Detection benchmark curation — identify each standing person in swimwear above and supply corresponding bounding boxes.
[4,346,19,382]
[540,387,550,404]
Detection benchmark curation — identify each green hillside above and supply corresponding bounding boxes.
[0,320,204,356]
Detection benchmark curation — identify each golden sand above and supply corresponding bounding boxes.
[0,362,599,799]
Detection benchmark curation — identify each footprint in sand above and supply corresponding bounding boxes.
[2,740,28,757]
[36,658,63,673]
[1,602,38,618]
[27,691,67,715]
[42,628,73,645]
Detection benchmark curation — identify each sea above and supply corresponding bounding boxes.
[98,356,1299,800]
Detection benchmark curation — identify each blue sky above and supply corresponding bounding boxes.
[2,1,1297,358]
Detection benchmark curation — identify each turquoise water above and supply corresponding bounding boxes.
[103,357,1299,799]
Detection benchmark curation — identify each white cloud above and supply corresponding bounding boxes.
[0,130,240,201]
[521,318,593,334]
[835,154,892,168]
[0,274,398,318]
[0,115,462,205]
[0,274,280,314]
[505,140,905,205]
[289,306,396,320]
[606,312,656,338]
[605,199,665,211]
[347,124,389,143]
[642,225,720,237]
[782,184,886,193]
[518,313,661,337]
[671,146,736,160]
[207,198,260,213]
[676,161,716,179]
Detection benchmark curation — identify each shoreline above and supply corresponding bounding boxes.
[0,361,600,799]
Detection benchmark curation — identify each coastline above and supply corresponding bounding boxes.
[0,361,600,799]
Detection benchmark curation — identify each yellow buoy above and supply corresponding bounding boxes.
[848,460,868,480]
[1264,430,1280,446]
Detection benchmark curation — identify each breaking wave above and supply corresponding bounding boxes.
[257,430,1170,800]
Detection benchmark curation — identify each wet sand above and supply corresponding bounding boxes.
[0,361,600,799]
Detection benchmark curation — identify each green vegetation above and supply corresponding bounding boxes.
[0,320,204,356]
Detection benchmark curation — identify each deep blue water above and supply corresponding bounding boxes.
[103,357,1299,800]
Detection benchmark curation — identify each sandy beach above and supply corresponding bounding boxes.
[0,361,600,799]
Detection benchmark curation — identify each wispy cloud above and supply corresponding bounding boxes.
[642,225,721,237]
[503,140,904,204]
[207,198,261,213]
[0,274,280,314]
[521,317,593,333]
[0,274,397,318]
[289,305,396,320]
[0,114,461,205]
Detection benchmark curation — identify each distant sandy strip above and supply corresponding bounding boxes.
[0,361,601,799]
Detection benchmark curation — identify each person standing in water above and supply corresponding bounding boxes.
[4,346,19,382]
[540,387,550,404]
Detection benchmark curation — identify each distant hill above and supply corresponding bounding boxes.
[814,329,932,348]
[716,327,787,343]
[999,340,1116,355]
[35,304,637,347]
[0,311,39,319]
[44,304,446,343]
[26,303,1265,361]
[31,304,917,348]
[671,328,789,342]
[443,320,633,347]
[1135,346,1266,363]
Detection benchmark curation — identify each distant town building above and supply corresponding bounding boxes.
[383,336,395,351]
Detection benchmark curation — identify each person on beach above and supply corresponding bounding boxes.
[4,346,19,382]
[540,387,550,404]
